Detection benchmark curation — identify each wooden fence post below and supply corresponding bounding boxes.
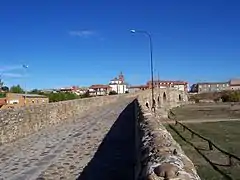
[208,141,213,150]
[229,155,232,166]
[191,133,194,139]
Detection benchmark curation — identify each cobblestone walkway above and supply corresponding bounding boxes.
[0,98,133,180]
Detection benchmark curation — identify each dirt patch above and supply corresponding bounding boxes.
[171,103,240,121]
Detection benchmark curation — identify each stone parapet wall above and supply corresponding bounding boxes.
[0,95,129,145]
[135,89,200,179]
[0,88,184,145]
[141,111,200,180]
[0,98,136,179]
[0,88,188,144]
[0,87,200,179]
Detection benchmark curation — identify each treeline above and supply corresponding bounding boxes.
[29,89,90,102]
[0,85,24,98]
[45,92,90,102]
[0,84,91,102]
[0,93,5,98]
[46,92,79,102]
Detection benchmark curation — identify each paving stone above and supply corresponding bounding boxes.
[0,98,132,180]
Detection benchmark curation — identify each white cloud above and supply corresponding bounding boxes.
[1,73,24,78]
[0,65,23,72]
[69,30,96,38]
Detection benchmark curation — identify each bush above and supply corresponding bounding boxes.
[214,97,220,102]
[189,95,200,103]
[109,91,118,95]
[47,92,80,102]
[10,85,24,93]
[80,91,90,98]
[221,91,240,102]
[195,98,200,103]
[0,93,6,98]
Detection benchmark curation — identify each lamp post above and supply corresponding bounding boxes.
[22,64,28,105]
[130,29,155,111]
[0,74,3,89]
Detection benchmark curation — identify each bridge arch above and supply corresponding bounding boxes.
[179,94,182,101]
[163,92,167,101]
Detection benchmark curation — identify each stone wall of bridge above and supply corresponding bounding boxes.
[0,88,200,179]
[136,88,188,112]
[138,104,200,180]
[0,88,186,145]
[0,95,130,145]
[134,88,200,180]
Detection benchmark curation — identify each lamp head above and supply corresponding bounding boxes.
[23,65,29,69]
[130,29,136,33]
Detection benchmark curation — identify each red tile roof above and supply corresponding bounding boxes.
[89,85,112,89]
[147,80,188,85]
[230,79,240,86]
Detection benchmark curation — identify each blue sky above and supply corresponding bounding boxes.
[0,0,240,90]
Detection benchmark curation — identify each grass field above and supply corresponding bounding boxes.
[166,103,240,180]
[167,121,240,179]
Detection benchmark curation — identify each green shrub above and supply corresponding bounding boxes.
[47,92,80,102]
[195,98,200,103]
[109,91,118,95]
[0,93,6,98]
[221,91,240,102]
[80,91,90,98]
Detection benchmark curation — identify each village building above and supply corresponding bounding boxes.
[229,79,240,90]
[109,72,128,94]
[88,85,112,96]
[0,93,49,109]
[129,85,149,93]
[147,80,188,92]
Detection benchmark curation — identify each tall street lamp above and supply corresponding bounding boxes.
[130,29,155,111]
[22,64,28,105]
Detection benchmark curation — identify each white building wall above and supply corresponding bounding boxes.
[231,86,240,90]
[173,85,185,91]
[109,84,128,94]
[110,80,122,84]
[109,85,118,93]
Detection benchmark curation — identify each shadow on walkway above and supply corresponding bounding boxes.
[77,100,136,180]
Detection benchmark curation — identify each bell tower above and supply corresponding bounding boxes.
[118,71,124,83]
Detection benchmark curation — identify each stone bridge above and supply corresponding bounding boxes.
[0,88,200,180]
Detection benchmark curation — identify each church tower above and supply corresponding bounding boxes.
[118,71,124,83]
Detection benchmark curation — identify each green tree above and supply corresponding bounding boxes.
[46,92,80,102]
[30,89,43,94]
[10,85,25,93]
[1,86,9,92]
[0,93,6,98]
